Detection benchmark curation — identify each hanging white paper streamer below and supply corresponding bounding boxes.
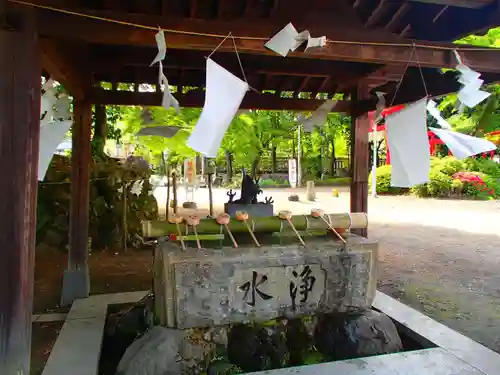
[295,30,327,51]
[159,62,180,113]
[187,59,249,157]
[38,120,73,181]
[429,127,496,160]
[41,79,57,123]
[151,30,167,66]
[385,98,430,187]
[265,23,300,57]
[149,30,179,113]
[426,100,451,129]
[265,23,326,57]
[298,100,337,132]
[455,63,491,108]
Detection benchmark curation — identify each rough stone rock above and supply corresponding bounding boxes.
[116,326,185,375]
[314,310,403,361]
[227,323,288,372]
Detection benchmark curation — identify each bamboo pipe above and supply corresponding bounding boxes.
[216,213,238,248]
[186,215,201,249]
[311,209,346,244]
[278,210,306,246]
[235,211,260,247]
[142,212,368,238]
[168,215,186,250]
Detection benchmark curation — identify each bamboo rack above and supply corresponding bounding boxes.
[142,212,367,238]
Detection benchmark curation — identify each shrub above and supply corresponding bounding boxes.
[465,158,500,179]
[431,156,465,176]
[426,170,452,197]
[369,165,407,195]
[37,155,158,251]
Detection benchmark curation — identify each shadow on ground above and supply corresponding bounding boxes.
[371,221,500,353]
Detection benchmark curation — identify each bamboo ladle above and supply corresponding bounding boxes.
[216,213,238,248]
[168,214,186,250]
[278,210,306,246]
[186,215,202,249]
[311,209,346,244]
[235,211,260,247]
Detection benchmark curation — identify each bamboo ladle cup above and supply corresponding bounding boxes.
[186,215,202,249]
[278,210,306,246]
[216,213,238,248]
[168,214,186,250]
[235,211,260,247]
[311,209,347,244]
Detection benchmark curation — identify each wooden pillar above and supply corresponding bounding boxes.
[350,84,370,237]
[0,6,40,374]
[61,100,92,305]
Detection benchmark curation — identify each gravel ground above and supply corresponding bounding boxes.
[154,186,500,351]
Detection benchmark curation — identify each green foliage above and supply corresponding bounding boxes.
[369,165,407,195]
[372,156,500,199]
[37,155,158,250]
[314,177,351,186]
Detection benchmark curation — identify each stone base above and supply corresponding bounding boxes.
[224,203,274,217]
[154,235,377,329]
[60,268,90,306]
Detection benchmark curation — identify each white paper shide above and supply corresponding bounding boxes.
[430,127,496,160]
[385,98,430,187]
[187,59,249,157]
[265,23,326,57]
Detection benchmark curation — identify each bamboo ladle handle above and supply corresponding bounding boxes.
[311,209,347,244]
[216,213,238,248]
[168,215,186,250]
[235,211,260,247]
[279,210,306,246]
[186,215,202,249]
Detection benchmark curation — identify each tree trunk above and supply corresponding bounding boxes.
[93,104,107,159]
[251,153,261,179]
[271,146,277,174]
[330,137,336,176]
[225,150,233,181]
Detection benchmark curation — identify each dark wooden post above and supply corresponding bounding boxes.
[350,84,370,237]
[61,100,92,305]
[0,6,40,374]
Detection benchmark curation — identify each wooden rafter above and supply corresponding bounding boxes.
[37,13,500,72]
[365,0,388,28]
[432,5,449,22]
[385,2,411,32]
[408,0,493,8]
[190,0,197,18]
[293,76,311,97]
[40,39,89,98]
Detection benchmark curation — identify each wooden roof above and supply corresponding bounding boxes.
[21,0,500,112]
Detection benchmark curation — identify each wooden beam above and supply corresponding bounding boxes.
[385,2,411,31]
[408,0,493,8]
[37,11,500,73]
[0,7,40,374]
[40,39,88,98]
[61,100,92,305]
[190,0,197,18]
[350,83,370,238]
[365,0,388,28]
[90,88,355,112]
